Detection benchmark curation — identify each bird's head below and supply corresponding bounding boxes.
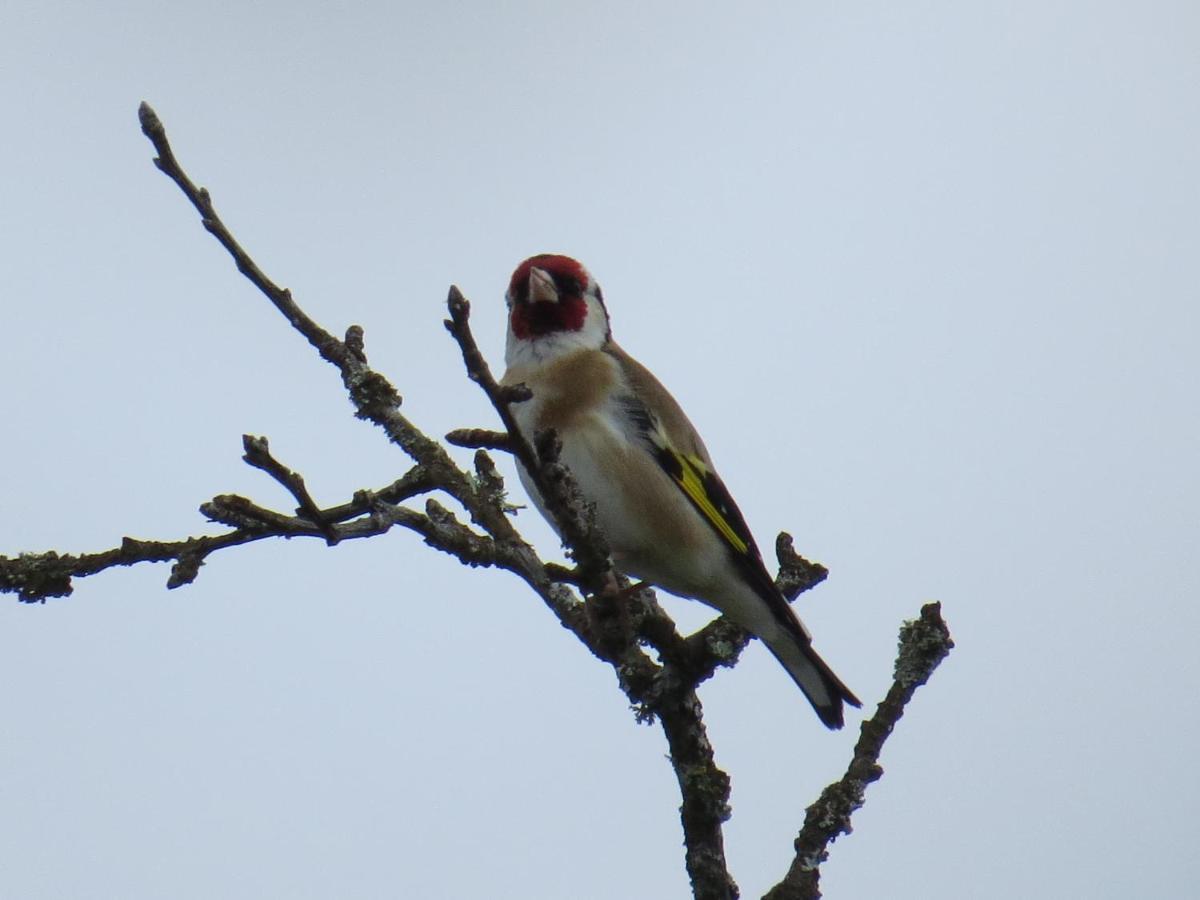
[504,254,611,365]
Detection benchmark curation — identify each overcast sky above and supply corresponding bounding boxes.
[2,2,1197,898]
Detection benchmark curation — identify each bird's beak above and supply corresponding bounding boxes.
[527,267,559,305]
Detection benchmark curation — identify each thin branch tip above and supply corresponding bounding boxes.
[445,428,514,452]
[344,324,367,362]
[498,383,532,403]
[137,101,160,133]
[241,433,267,456]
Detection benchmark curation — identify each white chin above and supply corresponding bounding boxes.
[505,298,609,367]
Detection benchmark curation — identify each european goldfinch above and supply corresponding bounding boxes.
[501,254,860,729]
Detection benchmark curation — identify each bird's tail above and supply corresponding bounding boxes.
[764,631,861,730]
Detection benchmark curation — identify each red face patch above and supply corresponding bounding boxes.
[508,254,591,339]
[510,294,588,339]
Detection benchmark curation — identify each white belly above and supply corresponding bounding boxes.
[513,403,730,606]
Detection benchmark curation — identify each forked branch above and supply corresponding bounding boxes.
[0,104,956,900]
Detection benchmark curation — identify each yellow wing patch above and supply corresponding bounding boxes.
[670,451,751,555]
[627,395,760,562]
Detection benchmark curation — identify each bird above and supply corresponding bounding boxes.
[500,254,860,728]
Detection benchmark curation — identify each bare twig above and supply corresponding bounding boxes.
[134,103,597,662]
[764,602,954,900]
[240,434,339,543]
[137,102,474,506]
[0,447,451,601]
[445,428,514,452]
[138,102,346,367]
[1,105,954,900]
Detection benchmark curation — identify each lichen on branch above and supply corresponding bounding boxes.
[0,103,955,900]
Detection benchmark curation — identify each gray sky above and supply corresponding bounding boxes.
[2,2,1197,897]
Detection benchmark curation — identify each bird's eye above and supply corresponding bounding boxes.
[555,275,583,296]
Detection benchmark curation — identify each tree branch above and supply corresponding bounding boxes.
[240,434,338,543]
[2,104,954,900]
[445,428,514,452]
[764,602,954,900]
[137,102,481,517]
[0,442,452,601]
